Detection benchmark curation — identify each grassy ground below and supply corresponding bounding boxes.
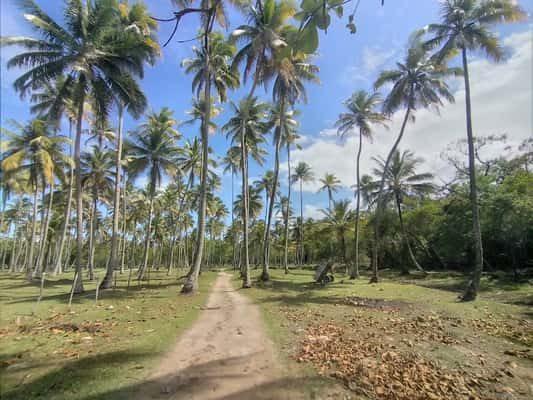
[0,268,217,400]
[239,267,533,400]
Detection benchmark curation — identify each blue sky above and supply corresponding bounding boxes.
[1,0,532,222]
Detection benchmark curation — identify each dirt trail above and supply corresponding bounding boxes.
[135,272,306,400]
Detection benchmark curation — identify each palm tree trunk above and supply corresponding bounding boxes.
[284,143,291,274]
[138,193,155,280]
[101,105,124,289]
[35,183,54,277]
[395,192,424,274]
[54,121,74,276]
[372,103,412,283]
[26,186,39,276]
[241,128,252,288]
[461,48,484,302]
[261,107,284,281]
[299,180,304,266]
[72,91,85,294]
[119,174,127,274]
[351,130,363,279]
[87,189,97,281]
[182,20,213,293]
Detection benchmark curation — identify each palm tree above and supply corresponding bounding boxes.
[104,0,160,290]
[422,0,525,301]
[372,37,459,283]
[2,0,149,293]
[291,162,314,265]
[336,90,388,279]
[1,119,71,277]
[81,146,114,280]
[321,200,353,265]
[180,29,240,294]
[372,149,434,275]
[223,146,241,268]
[255,171,275,222]
[318,173,342,211]
[127,108,180,280]
[275,195,293,273]
[223,97,270,288]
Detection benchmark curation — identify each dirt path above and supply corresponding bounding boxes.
[135,272,307,400]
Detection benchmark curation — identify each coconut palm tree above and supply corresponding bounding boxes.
[318,173,342,211]
[127,108,181,280]
[291,162,314,265]
[81,146,114,280]
[275,195,293,273]
[421,0,526,301]
[223,97,270,287]
[321,200,353,265]
[1,119,71,277]
[372,37,460,283]
[372,149,434,275]
[336,90,388,279]
[1,0,149,293]
[180,28,240,293]
[255,171,276,222]
[223,146,241,268]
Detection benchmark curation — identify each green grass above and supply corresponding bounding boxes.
[237,267,533,399]
[0,269,217,400]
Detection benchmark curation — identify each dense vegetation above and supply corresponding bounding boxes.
[0,0,530,304]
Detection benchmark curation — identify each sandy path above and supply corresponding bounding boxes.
[134,272,306,400]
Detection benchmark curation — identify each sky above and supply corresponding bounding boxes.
[1,0,532,222]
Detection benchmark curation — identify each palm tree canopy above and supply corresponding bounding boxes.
[318,173,341,194]
[422,0,526,63]
[291,161,314,185]
[81,146,115,201]
[321,199,353,232]
[374,37,462,116]
[336,90,388,139]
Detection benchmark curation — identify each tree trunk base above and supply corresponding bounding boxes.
[259,270,270,282]
[242,281,252,289]
[181,279,197,294]
[99,275,113,290]
[400,269,411,276]
[460,280,477,302]
[369,276,379,284]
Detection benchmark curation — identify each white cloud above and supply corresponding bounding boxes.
[341,46,399,84]
[292,29,533,192]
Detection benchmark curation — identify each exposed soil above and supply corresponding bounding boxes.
[134,272,308,400]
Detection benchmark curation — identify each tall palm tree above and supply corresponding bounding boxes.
[336,90,388,279]
[422,0,525,301]
[372,37,459,283]
[261,53,319,281]
[81,146,114,280]
[372,149,434,275]
[291,161,314,265]
[2,0,149,293]
[255,171,275,222]
[180,28,240,293]
[321,199,353,265]
[223,146,241,268]
[104,0,160,290]
[127,108,180,279]
[223,97,270,288]
[1,119,71,277]
[275,195,293,273]
[318,173,341,211]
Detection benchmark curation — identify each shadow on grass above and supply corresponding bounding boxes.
[3,350,330,400]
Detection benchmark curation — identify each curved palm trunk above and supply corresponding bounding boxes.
[26,186,39,276]
[54,121,74,276]
[261,105,284,281]
[371,104,412,283]
[351,131,363,279]
[35,183,54,277]
[72,92,85,294]
[395,192,424,274]
[101,105,124,289]
[138,193,155,280]
[284,143,292,273]
[461,48,484,302]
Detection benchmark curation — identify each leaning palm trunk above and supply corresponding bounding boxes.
[72,92,85,294]
[26,187,39,277]
[54,122,74,276]
[351,130,363,279]
[284,143,292,274]
[87,190,97,281]
[371,102,412,283]
[395,193,425,274]
[460,48,484,301]
[101,105,124,289]
[261,104,284,281]
[34,183,54,277]
[138,194,155,280]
